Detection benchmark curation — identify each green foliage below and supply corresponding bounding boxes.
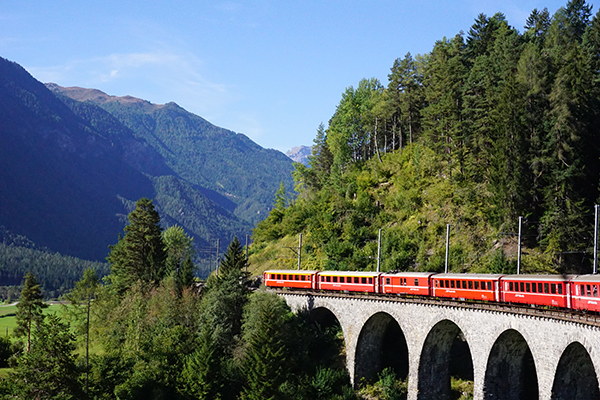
[106,198,166,295]
[239,292,295,400]
[6,314,83,400]
[0,239,108,299]
[163,225,197,290]
[14,272,48,353]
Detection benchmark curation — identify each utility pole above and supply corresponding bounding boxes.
[297,233,302,270]
[445,224,451,273]
[245,234,249,273]
[517,216,522,275]
[594,205,599,274]
[376,229,382,272]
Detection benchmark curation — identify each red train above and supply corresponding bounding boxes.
[263,270,600,312]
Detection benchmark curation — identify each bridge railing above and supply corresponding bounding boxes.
[271,289,600,328]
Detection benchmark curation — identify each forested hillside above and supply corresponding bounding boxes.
[252,1,600,275]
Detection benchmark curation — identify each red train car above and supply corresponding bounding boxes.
[317,271,381,293]
[501,275,570,308]
[570,275,600,312]
[380,272,435,296]
[432,273,503,301]
[263,270,317,289]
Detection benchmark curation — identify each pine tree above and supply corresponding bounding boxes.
[106,198,166,295]
[240,292,295,400]
[8,314,83,399]
[14,272,47,353]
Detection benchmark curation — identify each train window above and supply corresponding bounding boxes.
[455,280,460,288]
[435,280,439,287]
[538,283,543,293]
[526,283,531,292]
[333,276,338,283]
[451,280,455,288]
[369,278,373,284]
[295,275,299,281]
[544,283,549,293]
[482,281,487,290]
[468,281,473,289]
[532,283,537,293]
[340,277,345,283]
[594,286,598,297]
[361,277,367,284]
[462,281,467,289]
[277,274,281,280]
[386,278,390,285]
[520,282,525,292]
[551,284,556,294]
[587,285,592,297]
[475,281,479,290]
[558,284,563,295]
[354,277,359,284]
[415,279,419,286]
[509,282,514,291]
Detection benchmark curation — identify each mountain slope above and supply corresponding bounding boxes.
[0,57,256,261]
[49,85,296,225]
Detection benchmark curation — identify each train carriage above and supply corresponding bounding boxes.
[570,275,600,312]
[432,273,503,301]
[501,275,571,308]
[317,271,381,293]
[263,270,317,290]
[380,272,435,296]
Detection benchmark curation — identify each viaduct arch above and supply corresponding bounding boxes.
[277,290,600,400]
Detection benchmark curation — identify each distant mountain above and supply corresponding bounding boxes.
[48,84,295,225]
[0,56,294,262]
[286,145,312,165]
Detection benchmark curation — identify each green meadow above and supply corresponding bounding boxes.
[0,303,64,339]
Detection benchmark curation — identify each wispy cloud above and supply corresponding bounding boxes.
[27,50,238,122]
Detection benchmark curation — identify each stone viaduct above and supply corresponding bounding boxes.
[276,290,600,400]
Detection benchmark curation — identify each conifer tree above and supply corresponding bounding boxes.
[9,314,82,399]
[240,292,295,400]
[14,272,47,353]
[106,198,166,295]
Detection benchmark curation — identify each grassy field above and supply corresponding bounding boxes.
[0,303,63,339]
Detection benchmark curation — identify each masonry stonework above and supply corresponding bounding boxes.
[277,291,600,400]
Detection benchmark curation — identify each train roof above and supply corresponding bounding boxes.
[380,272,437,277]
[433,273,504,280]
[263,270,318,274]
[501,274,572,282]
[318,271,381,276]
[569,274,600,283]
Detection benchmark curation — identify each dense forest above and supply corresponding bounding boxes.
[252,0,600,275]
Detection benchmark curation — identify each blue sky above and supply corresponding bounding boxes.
[1,1,594,152]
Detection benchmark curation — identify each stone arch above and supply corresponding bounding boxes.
[417,319,474,400]
[354,312,409,383]
[551,342,600,400]
[302,306,348,370]
[484,329,538,400]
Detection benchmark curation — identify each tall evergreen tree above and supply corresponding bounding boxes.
[106,198,166,295]
[240,292,295,400]
[14,272,47,353]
